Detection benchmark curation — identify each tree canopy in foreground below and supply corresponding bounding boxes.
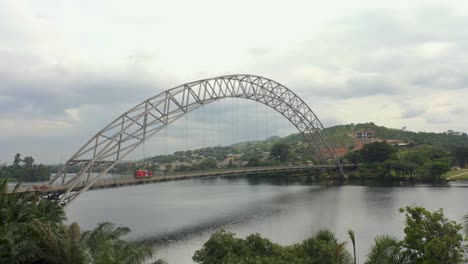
[0,178,165,264]
[194,207,467,264]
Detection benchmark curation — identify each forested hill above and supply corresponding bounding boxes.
[325,123,468,149]
[143,123,468,166]
[241,122,468,150]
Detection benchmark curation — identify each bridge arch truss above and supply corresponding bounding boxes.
[50,74,343,205]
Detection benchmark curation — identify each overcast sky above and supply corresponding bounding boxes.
[1,0,468,164]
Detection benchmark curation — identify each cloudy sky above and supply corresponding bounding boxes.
[1,0,468,163]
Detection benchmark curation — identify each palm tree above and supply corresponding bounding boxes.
[0,178,65,226]
[365,235,409,264]
[348,229,356,264]
[30,219,87,264]
[0,178,66,263]
[464,214,468,238]
[80,221,160,264]
[0,223,39,264]
[303,229,353,264]
[1,178,163,264]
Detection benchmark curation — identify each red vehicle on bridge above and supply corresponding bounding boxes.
[134,170,153,179]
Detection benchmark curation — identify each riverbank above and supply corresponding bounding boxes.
[443,169,468,180]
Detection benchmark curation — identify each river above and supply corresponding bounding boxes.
[65,175,468,264]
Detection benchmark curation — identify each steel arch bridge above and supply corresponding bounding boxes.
[50,74,344,205]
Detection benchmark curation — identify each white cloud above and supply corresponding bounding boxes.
[1,0,468,163]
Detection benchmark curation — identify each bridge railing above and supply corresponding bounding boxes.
[9,164,354,193]
[70,164,339,189]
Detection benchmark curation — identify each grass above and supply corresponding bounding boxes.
[442,169,468,180]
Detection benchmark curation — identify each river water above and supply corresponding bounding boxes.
[65,175,468,264]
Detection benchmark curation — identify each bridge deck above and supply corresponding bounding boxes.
[11,164,357,195]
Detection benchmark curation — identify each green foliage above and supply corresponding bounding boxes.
[400,206,464,264]
[328,123,468,150]
[80,222,157,264]
[194,207,466,264]
[348,144,452,182]
[0,178,66,263]
[22,156,35,167]
[454,147,468,167]
[0,154,50,182]
[270,143,291,163]
[359,142,397,163]
[0,178,162,264]
[193,230,288,264]
[299,229,353,264]
[30,220,88,264]
[347,229,356,264]
[13,154,21,167]
[115,122,466,180]
[246,157,261,167]
[365,235,407,264]
[382,159,418,180]
[193,229,352,264]
[366,207,466,264]
[464,214,468,239]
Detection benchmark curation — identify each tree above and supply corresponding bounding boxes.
[270,143,291,163]
[13,153,21,167]
[30,220,87,264]
[0,178,163,264]
[197,159,217,170]
[399,206,464,264]
[0,178,66,263]
[464,214,468,239]
[345,151,362,164]
[193,229,352,264]
[427,161,450,181]
[246,157,260,167]
[359,142,396,163]
[348,229,356,264]
[22,156,35,167]
[365,235,407,264]
[81,222,159,264]
[225,160,233,168]
[300,229,353,264]
[454,147,468,167]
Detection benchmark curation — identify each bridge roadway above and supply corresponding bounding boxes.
[14,164,357,195]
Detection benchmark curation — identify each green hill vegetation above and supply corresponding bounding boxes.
[46,122,468,182]
[327,122,468,149]
[137,123,468,174]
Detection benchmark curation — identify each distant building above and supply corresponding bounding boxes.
[351,130,375,151]
[386,139,410,147]
[356,130,374,139]
[226,153,242,159]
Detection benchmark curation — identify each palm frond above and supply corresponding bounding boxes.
[365,235,407,264]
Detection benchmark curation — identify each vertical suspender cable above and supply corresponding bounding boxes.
[185,112,188,176]
[265,104,269,141]
[202,104,205,149]
[231,97,235,145]
[165,125,167,155]
[255,101,258,140]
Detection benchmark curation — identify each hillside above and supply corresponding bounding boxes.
[326,123,468,150]
[142,123,468,168]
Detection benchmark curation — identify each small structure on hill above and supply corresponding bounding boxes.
[355,130,374,142]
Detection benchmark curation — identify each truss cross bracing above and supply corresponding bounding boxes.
[49,74,344,205]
